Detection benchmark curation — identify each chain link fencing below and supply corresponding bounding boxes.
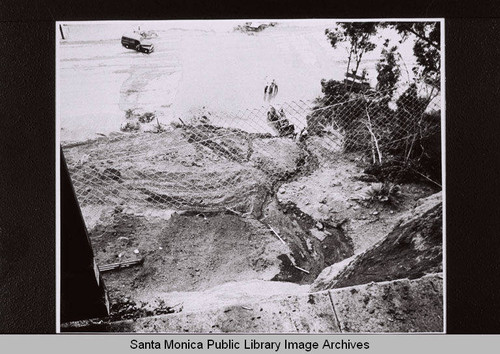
[62,80,441,248]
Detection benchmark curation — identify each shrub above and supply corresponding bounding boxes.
[138,112,155,123]
[362,181,402,206]
[120,121,140,132]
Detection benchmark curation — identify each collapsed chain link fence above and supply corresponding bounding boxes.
[62,80,441,245]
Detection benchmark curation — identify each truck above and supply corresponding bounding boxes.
[343,72,371,93]
[121,33,154,54]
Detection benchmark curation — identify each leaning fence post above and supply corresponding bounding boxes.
[363,101,382,164]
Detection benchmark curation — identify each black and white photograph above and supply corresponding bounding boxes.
[58,19,444,333]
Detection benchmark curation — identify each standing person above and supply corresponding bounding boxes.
[267,79,277,102]
[264,76,270,102]
[271,79,278,99]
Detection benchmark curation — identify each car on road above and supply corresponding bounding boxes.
[121,33,154,54]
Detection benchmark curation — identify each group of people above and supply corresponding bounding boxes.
[267,106,295,137]
[262,77,297,138]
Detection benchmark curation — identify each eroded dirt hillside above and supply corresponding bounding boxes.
[312,193,442,291]
[63,125,440,322]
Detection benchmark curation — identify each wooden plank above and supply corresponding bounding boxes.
[99,258,144,273]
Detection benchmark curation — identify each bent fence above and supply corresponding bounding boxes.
[62,81,441,240]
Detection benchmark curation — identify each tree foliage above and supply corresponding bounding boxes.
[311,22,441,185]
[376,41,401,95]
[325,22,379,79]
[384,22,441,88]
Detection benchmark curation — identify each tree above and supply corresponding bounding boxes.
[384,22,441,89]
[325,22,379,83]
[376,41,401,96]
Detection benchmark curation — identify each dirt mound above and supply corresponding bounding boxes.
[96,212,290,306]
[312,193,442,291]
[250,137,306,177]
[64,126,323,317]
[64,126,306,215]
[63,127,440,328]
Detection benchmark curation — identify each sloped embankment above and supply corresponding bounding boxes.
[63,126,355,320]
[312,192,442,291]
[62,126,442,332]
[62,273,442,333]
[329,273,443,332]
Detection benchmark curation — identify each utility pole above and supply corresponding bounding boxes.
[59,24,65,40]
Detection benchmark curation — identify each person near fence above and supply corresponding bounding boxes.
[278,108,295,137]
[278,108,287,128]
[267,106,295,137]
[267,106,280,130]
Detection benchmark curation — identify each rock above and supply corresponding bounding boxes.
[313,200,442,291]
[306,239,313,252]
[310,229,327,241]
[316,222,324,230]
[355,174,379,183]
[329,274,443,332]
[318,205,329,214]
[399,192,442,228]
[311,256,357,291]
[320,198,328,204]
[334,219,348,228]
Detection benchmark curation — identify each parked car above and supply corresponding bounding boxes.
[121,33,154,54]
